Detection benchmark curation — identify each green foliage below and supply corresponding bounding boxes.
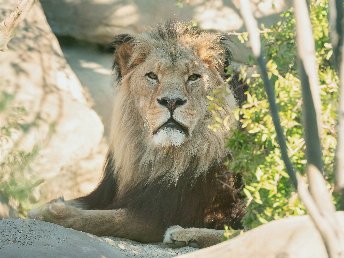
[227,0,338,229]
[0,89,42,217]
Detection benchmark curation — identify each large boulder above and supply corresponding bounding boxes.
[57,39,114,137]
[0,1,106,205]
[0,219,125,258]
[0,219,196,258]
[40,0,292,64]
[180,212,344,258]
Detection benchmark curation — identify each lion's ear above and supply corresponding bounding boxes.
[219,34,249,106]
[112,34,135,80]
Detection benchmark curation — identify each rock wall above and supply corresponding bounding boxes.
[0,1,106,206]
[40,0,291,45]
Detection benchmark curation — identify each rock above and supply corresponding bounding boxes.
[180,212,344,258]
[0,219,196,258]
[0,219,125,258]
[57,39,114,137]
[40,0,292,64]
[0,1,106,203]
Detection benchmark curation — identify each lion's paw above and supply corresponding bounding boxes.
[28,198,80,225]
[163,225,200,248]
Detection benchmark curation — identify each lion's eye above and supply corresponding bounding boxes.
[145,72,158,81]
[188,74,201,82]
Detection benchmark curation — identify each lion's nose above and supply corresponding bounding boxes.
[157,97,187,112]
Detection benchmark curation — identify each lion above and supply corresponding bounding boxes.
[29,22,245,248]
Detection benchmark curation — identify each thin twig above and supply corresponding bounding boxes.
[239,0,297,188]
[227,29,272,36]
[0,0,35,51]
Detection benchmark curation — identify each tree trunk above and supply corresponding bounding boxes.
[180,212,344,258]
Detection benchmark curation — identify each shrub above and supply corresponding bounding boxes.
[0,88,42,217]
[227,0,339,228]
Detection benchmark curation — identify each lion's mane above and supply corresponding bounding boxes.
[76,22,245,231]
[110,23,236,196]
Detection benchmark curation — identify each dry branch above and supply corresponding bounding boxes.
[0,0,35,51]
[336,32,344,192]
[294,0,344,257]
[297,168,344,258]
[294,0,323,173]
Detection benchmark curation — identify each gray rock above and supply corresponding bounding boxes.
[0,219,197,258]
[0,219,125,258]
[40,0,292,64]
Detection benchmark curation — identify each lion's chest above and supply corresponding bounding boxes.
[112,166,244,231]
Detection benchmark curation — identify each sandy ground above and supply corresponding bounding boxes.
[103,237,196,258]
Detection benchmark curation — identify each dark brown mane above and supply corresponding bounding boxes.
[76,152,245,231]
[151,21,181,41]
[74,152,117,210]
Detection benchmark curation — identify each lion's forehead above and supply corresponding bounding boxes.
[150,50,200,71]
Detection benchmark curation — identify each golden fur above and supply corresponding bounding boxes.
[110,23,237,196]
[29,22,244,248]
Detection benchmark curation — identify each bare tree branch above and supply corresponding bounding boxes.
[336,33,344,193]
[238,0,297,188]
[329,0,343,70]
[294,0,323,173]
[294,1,344,257]
[0,0,35,51]
[330,0,344,196]
[297,167,344,258]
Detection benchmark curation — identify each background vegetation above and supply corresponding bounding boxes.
[227,0,339,229]
[0,87,41,217]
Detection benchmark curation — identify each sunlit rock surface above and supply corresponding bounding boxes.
[0,1,106,203]
[41,0,291,45]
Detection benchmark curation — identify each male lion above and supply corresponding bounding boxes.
[29,22,245,248]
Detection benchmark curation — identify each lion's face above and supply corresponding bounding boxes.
[110,24,235,149]
[110,23,238,192]
[128,48,214,147]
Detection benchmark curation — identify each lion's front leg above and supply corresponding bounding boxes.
[164,225,226,248]
[29,199,162,242]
